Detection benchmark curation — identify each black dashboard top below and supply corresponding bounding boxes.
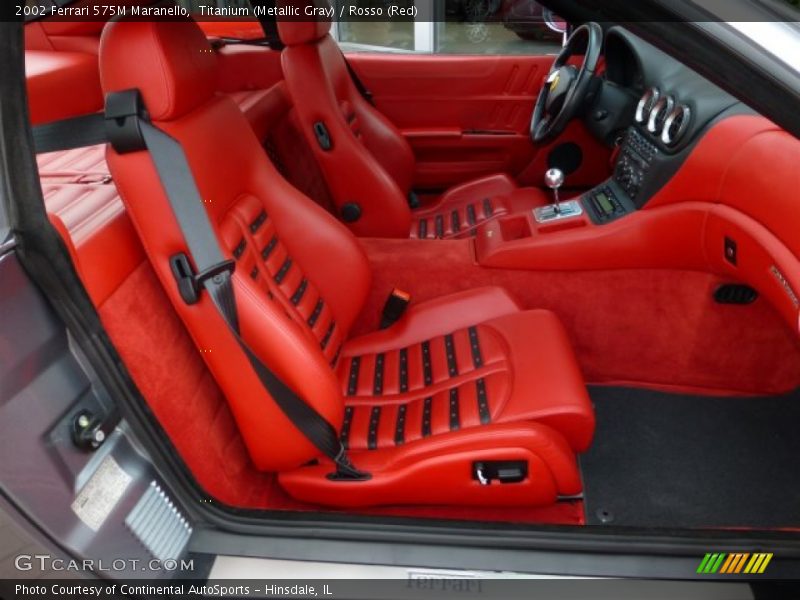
[589,26,743,155]
[578,25,751,218]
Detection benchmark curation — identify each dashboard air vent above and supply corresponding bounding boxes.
[635,87,660,124]
[647,95,675,135]
[661,104,692,146]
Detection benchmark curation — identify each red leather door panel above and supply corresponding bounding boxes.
[346,53,610,190]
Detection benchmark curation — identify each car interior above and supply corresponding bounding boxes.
[22,1,800,532]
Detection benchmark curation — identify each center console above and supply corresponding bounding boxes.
[533,125,659,231]
[473,201,593,270]
[469,123,681,268]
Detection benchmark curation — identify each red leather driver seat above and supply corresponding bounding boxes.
[277,3,551,239]
[99,19,594,508]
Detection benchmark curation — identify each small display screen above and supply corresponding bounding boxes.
[596,192,615,214]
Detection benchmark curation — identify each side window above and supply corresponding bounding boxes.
[436,0,566,54]
[334,1,418,52]
[337,20,416,52]
[333,0,566,54]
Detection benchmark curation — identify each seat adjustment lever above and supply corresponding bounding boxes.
[473,461,528,485]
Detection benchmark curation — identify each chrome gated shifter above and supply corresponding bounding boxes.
[545,167,565,213]
[533,167,583,223]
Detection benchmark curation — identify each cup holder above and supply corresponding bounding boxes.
[498,215,532,241]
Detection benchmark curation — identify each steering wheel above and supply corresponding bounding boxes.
[530,22,603,145]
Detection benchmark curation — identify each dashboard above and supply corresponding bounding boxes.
[584,27,745,221]
[551,26,800,338]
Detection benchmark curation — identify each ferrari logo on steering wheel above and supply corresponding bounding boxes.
[548,71,561,92]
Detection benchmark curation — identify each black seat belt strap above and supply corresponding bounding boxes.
[340,49,375,106]
[33,112,108,153]
[33,92,367,480]
[262,0,371,103]
[250,0,285,50]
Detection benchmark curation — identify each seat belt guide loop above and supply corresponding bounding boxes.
[105,89,149,154]
[169,253,236,306]
[326,445,371,481]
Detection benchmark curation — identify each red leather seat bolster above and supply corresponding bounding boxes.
[229,83,333,214]
[278,16,416,203]
[335,61,416,195]
[279,422,581,507]
[48,213,81,269]
[281,39,413,237]
[227,87,282,143]
[343,286,521,356]
[42,182,144,306]
[486,311,595,452]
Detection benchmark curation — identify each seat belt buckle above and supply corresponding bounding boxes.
[380,288,411,330]
[169,253,236,305]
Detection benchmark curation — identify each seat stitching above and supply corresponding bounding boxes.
[343,361,509,406]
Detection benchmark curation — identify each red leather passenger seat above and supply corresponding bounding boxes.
[98,20,593,507]
[277,13,550,239]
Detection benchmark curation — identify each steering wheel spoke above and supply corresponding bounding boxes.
[535,115,551,140]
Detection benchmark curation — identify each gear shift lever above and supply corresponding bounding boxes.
[532,167,583,223]
[544,168,565,214]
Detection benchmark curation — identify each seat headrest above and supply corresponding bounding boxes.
[277,0,332,46]
[99,19,217,121]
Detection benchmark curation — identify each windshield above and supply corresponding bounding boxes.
[729,20,800,72]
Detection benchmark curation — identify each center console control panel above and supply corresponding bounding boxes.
[615,127,660,203]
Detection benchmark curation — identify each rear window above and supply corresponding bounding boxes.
[180,0,265,41]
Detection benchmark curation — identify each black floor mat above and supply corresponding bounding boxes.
[581,386,800,528]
